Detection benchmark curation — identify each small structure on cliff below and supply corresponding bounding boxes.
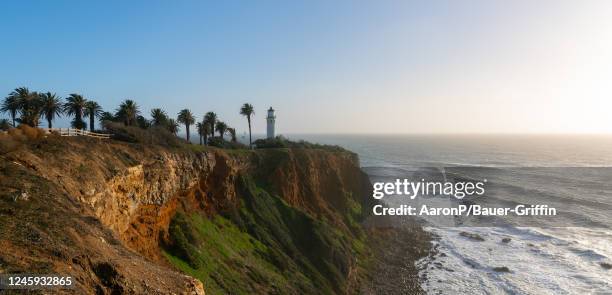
[266,107,276,139]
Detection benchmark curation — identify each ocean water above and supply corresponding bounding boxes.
[287,134,612,295]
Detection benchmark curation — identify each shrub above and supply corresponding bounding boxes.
[164,212,202,268]
[104,122,184,147]
[18,124,45,140]
[0,125,46,153]
[207,137,248,149]
[253,136,347,152]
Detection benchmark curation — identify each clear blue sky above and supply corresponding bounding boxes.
[1,1,612,134]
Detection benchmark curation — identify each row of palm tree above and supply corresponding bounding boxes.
[0,87,105,131]
[1,87,257,147]
[117,104,251,146]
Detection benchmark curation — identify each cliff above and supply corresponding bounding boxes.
[0,134,374,294]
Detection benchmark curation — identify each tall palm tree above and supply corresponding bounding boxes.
[116,99,140,126]
[203,112,217,138]
[150,108,168,126]
[64,94,87,129]
[167,119,179,135]
[202,123,210,145]
[84,101,103,131]
[240,103,254,147]
[196,122,205,145]
[14,88,42,127]
[215,121,228,139]
[227,127,237,142]
[1,91,20,127]
[177,109,195,142]
[40,92,63,128]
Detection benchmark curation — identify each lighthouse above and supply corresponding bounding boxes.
[266,107,276,139]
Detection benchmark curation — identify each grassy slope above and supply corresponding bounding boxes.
[163,175,370,295]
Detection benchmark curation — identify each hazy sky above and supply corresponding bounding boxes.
[1,0,612,134]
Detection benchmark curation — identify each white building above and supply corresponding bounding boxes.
[266,107,276,139]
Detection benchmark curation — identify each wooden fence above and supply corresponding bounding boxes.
[44,128,111,139]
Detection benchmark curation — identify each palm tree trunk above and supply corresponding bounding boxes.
[186,125,190,142]
[247,116,252,148]
[48,118,52,129]
[199,135,202,145]
[77,114,83,129]
[90,115,95,131]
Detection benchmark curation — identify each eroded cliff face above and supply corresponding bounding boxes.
[0,135,373,294]
[0,137,207,294]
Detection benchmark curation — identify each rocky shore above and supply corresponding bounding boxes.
[360,216,432,295]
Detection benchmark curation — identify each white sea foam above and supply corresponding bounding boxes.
[419,227,612,294]
[289,134,612,294]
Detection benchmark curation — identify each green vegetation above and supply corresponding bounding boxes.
[64,93,88,129]
[215,121,228,139]
[253,136,348,152]
[150,108,169,127]
[163,176,368,295]
[240,103,254,148]
[207,137,248,149]
[39,92,63,128]
[103,122,184,147]
[203,112,217,138]
[116,99,140,126]
[196,122,206,145]
[1,85,344,154]
[0,91,19,126]
[167,118,179,134]
[177,109,195,141]
[84,101,103,131]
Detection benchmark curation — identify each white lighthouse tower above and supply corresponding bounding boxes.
[266,107,276,139]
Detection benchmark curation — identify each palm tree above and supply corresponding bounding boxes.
[227,127,237,142]
[196,122,205,145]
[1,92,20,127]
[215,121,228,139]
[40,92,63,128]
[167,119,179,135]
[203,112,217,138]
[99,111,115,129]
[202,123,210,145]
[13,88,42,127]
[0,119,11,131]
[84,101,103,131]
[116,99,140,126]
[240,103,254,147]
[64,94,87,129]
[177,109,195,142]
[150,108,168,126]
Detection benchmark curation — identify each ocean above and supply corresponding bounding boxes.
[287,134,612,295]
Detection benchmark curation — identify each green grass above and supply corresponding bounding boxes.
[163,212,291,295]
[163,175,371,295]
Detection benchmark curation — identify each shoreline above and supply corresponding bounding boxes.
[361,216,432,294]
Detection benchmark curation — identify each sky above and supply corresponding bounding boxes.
[1,0,612,134]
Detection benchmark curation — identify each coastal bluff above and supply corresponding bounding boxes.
[0,134,375,294]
